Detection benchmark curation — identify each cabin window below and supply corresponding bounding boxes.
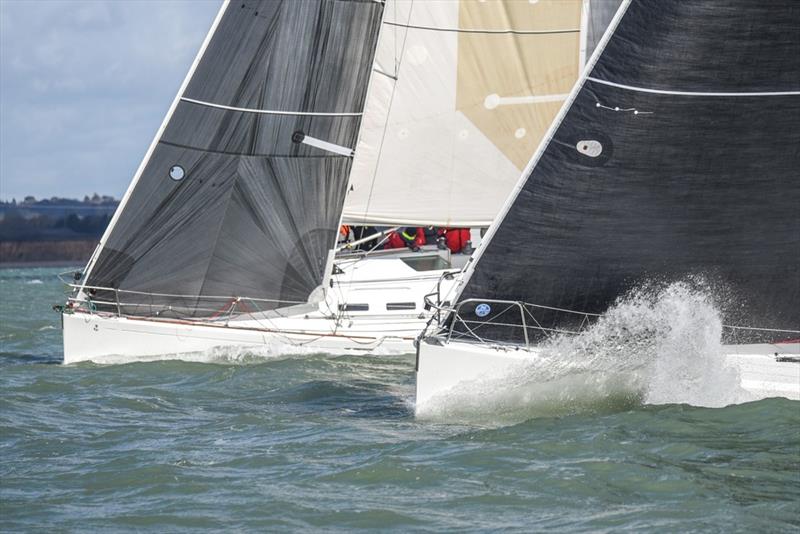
[338,303,369,312]
[169,165,185,181]
[386,302,415,311]
[400,255,451,272]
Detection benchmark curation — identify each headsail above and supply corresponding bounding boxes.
[341,0,584,227]
[453,0,800,344]
[81,0,383,316]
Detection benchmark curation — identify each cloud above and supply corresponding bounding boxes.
[0,0,221,200]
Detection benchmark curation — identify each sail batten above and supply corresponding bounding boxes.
[179,97,366,116]
[585,77,800,97]
[382,21,581,35]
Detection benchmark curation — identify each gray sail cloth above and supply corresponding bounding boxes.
[585,0,622,59]
[454,0,800,345]
[85,0,383,316]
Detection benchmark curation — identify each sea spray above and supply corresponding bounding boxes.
[83,338,327,366]
[417,282,750,422]
[81,335,412,366]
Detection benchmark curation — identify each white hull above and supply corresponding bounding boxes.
[415,339,800,410]
[63,250,462,364]
[63,310,420,364]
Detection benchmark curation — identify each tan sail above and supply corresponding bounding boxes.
[343,0,583,227]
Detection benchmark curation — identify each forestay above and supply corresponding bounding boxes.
[453,0,800,344]
[81,0,383,316]
[341,0,584,227]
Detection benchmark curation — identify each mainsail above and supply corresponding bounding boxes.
[453,0,800,344]
[81,0,383,316]
[341,0,585,227]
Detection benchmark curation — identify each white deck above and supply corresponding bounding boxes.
[62,249,463,364]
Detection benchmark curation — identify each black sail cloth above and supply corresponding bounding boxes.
[84,0,383,317]
[454,0,800,345]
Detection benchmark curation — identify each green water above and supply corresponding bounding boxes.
[1,267,798,532]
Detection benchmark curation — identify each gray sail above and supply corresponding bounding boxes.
[83,0,383,317]
[584,0,622,60]
[454,0,800,345]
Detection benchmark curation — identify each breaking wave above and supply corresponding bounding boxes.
[416,282,752,423]
[76,336,410,366]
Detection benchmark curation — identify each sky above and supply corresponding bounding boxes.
[0,0,222,201]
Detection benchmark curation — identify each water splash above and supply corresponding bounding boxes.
[77,336,410,366]
[82,339,329,366]
[417,282,752,423]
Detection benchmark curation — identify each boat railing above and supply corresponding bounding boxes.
[419,294,600,350]
[419,293,800,349]
[58,275,306,324]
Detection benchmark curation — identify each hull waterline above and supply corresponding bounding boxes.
[62,311,420,364]
[415,339,800,411]
[62,251,462,364]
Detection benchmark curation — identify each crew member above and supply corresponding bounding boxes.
[397,226,423,252]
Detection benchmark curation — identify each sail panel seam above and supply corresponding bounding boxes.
[159,140,347,158]
[587,77,800,97]
[383,21,579,35]
[180,97,364,116]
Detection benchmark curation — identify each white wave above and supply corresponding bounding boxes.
[417,282,751,423]
[25,279,44,285]
[81,338,365,366]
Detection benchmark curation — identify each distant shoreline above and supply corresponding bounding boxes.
[0,260,84,269]
[0,240,96,268]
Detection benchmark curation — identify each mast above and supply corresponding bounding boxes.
[451,0,800,345]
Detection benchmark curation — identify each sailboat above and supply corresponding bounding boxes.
[61,0,597,363]
[415,0,800,407]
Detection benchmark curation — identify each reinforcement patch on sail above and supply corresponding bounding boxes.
[86,0,382,317]
[455,0,800,345]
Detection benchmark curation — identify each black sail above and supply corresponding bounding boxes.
[455,0,800,345]
[83,0,383,316]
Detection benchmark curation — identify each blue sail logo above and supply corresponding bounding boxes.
[475,303,491,317]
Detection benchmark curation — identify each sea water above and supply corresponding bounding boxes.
[1,267,798,531]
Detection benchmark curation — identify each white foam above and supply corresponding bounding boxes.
[79,332,417,365]
[417,282,752,423]
[84,339,330,366]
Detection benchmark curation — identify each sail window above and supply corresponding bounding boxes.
[576,140,602,157]
[169,165,185,181]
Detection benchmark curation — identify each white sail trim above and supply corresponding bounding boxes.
[587,76,800,97]
[180,97,364,116]
[78,0,232,295]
